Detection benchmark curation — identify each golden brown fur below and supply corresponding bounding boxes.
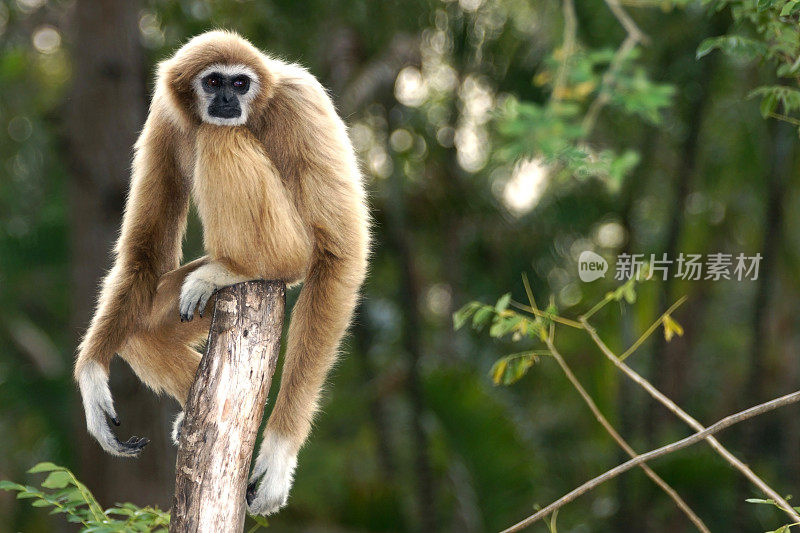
[74,30,369,512]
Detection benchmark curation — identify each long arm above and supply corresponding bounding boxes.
[248,73,370,514]
[75,108,190,456]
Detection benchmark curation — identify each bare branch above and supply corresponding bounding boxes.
[545,327,710,532]
[501,389,800,532]
[581,318,800,525]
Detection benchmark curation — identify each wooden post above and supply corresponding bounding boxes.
[170,280,285,532]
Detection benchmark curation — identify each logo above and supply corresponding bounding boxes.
[578,251,608,282]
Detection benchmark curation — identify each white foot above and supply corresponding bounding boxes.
[171,411,184,446]
[246,430,298,515]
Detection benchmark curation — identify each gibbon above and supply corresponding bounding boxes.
[74,30,369,515]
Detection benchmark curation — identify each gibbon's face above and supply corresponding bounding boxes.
[193,64,260,126]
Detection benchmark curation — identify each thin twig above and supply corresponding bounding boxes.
[501,389,800,532]
[551,0,577,103]
[619,295,687,360]
[545,326,710,532]
[582,0,648,132]
[581,318,800,525]
[509,301,583,329]
[604,0,648,44]
[580,292,615,321]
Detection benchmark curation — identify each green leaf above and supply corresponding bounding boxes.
[757,0,775,11]
[0,481,26,492]
[663,314,684,342]
[41,471,71,489]
[780,0,800,15]
[28,462,62,474]
[31,499,53,507]
[453,302,480,330]
[472,306,494,329]
[490,353,538,385]
[696,35,768,60]
[490,315,524,338]
[749,86,800,116]
[495,293,511,313]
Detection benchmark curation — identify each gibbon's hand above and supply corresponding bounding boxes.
[179,268,217,322]
[77,362,150,457]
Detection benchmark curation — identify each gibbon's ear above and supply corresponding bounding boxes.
[157,30,275,128]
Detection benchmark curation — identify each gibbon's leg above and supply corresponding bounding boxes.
[124,257,212,402]
[78,258,211,456]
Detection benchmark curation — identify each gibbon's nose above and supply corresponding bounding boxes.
[221,86,235,104]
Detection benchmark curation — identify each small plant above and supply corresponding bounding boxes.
[0,462,169,532]
[1,462,271,532]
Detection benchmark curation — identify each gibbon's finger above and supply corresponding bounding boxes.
[196,290,214,318]
[86,411,149,458]
[179,294,193,322]
[180,292,200,322]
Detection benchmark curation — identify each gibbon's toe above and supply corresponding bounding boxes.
[117,436,150,455]
[246,481,257,507]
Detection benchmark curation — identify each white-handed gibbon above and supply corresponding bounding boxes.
[74,30,369,515]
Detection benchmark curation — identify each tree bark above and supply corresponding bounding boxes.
[170,281,285,533]
[65,0,180,510]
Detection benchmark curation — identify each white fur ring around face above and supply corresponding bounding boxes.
[246,430,298,515]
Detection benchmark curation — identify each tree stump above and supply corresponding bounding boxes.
[170,280,285,532]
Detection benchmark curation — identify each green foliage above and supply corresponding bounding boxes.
[749,85,800,117]
[1,463,170,532]
[494,14,674,194]
[698,0,800,129]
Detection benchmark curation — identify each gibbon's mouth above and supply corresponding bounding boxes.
[208,104,241,119]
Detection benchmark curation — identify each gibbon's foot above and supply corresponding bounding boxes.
[78,361,150,457]
[171,411,184,446]
[179,270,216,322]
[246,430,298,515]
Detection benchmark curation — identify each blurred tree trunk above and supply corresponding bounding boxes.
[648,53,715,439]
[66,0,176,510]
[735,121,794,525]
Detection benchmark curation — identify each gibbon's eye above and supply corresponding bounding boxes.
[232,76,250,93]
[203,74,222,90]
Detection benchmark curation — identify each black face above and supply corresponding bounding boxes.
[201,72,251,119]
